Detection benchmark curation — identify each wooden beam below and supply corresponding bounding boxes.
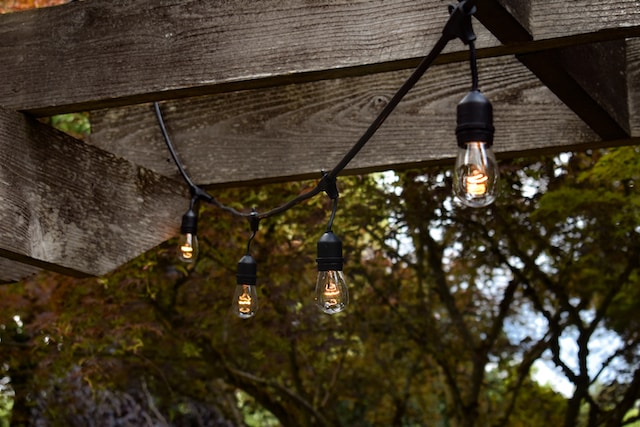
[629,39,640,137]
[475,0,532,43]
[518,41,629,140]
[0,106,187,277]
[476,0,631,140]
[0,0,496,116]
[0,0,639,116]
[90,54,639,187]
[0,259,40,284]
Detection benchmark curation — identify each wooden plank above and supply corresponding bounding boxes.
[629,39,640,136]
[91,55,634,187]
[517,41,629,140]
[1,0,639,116]
[0,106,187,277]
[0,0,498,116]
[475,0,532,43]
[529,0,640,41]
[0,259,40,284]
[476,0,631,140]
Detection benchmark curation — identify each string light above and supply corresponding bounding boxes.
[152,0,492,317]
[231,212,261,319]
[233,254,259,319]
[314,175,348,314]
[178,203,199,263]
[315,230,349,314]
[453,40,498,207]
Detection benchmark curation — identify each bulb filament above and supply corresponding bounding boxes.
[237,285,253,315]
[324,280,341,306]
[180,244,194,259]
[465,169,489,196]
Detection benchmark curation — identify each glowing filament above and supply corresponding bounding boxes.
[178,233,198,263]
[323,280,341,305]
[180,244,194,259]
[237,285,253,315]
[465,169,489,196]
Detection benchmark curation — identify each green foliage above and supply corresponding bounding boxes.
[236,390,279,427]
[47,112,91,139]
[0,389,12,427]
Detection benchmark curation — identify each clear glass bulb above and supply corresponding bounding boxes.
[178,233,199,263]
[454,141,498,208]
[233,284,258,319]
[315,270,348,314]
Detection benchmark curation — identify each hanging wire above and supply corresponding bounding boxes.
[245,210,260,254]
[154,0,478,222]
[153,102,198,195]
[469,41,479,91]
[153,28,448,220]
[326,197,338,232]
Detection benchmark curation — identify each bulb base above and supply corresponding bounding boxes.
[316,231,343,271]
[180,208,198,235]
[456,90,494,148]
[236,254,257,286]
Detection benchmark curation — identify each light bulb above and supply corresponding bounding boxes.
[454,141,498,207]
[454,90,497,208]
[315,270,348,314]
[315,231,348,314]
[178,232,199,263]
[178,207,199,263]
[232,283,258,319]
[234,254,258,319]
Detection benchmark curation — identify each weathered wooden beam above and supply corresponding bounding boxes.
[476,0,632,140]
[630,39,640,137]
[475,0,532,43]
[518,41,629,140]
[0,259,40,284]
[0,106,187,277]
[0,0,639,116]
[89,53,640,187]
[0,0,496,116]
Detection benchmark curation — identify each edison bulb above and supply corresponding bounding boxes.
[315,270,348,314]
[233,284,258,319]
[178,233,199,263]
[454,141,498,208]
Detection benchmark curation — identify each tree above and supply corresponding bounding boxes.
[4,141,640,426]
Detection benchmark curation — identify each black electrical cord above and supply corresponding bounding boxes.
[245,210,259,254]
[469,41,479,91]
[153,101,199,195]
[326,197,338,232]
[154,0,478,222]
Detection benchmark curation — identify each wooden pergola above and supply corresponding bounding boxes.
[0,0,638,283]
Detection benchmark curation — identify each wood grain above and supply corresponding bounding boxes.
[628,39,640,136]
[0,0,496,115]
[0,107,187,276]
[517,40,629,140]
[530,0,640,40]
[0,259,40,284]
[477,1,631,139]
[90,55,621,187]
[0,0,638,115]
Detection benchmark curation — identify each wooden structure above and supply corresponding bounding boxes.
[0,0,639,283]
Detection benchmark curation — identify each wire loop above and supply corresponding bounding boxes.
[154,0,479,224]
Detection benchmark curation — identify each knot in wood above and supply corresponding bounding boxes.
[370,95,390,109]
